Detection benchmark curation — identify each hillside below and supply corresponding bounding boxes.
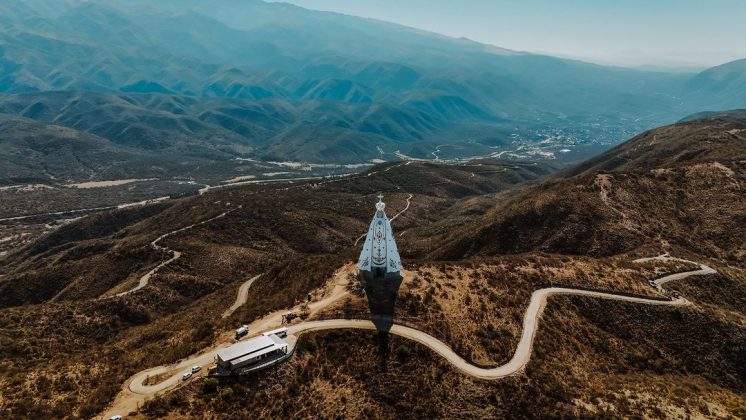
[0,113,148,182]
[433,111,746,262]
[1,116,744,418]
[0,160,554,307]
[0,159,564,418]
[563,109,746,175]
[0,1,745,416]
[686,59,746,109]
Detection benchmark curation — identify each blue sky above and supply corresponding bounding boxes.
[270,0,746,68]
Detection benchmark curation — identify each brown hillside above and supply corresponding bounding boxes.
[1,116,744,418]
[434,113,746,262]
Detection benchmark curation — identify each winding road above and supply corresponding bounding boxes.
[287,288,689,380]
[633,254,716,290]
[110,209,236,298]
[287,259,714,381]
[222,274,263,319]
[100,255,716,419]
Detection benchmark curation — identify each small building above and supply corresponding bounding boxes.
[215,334,288,372]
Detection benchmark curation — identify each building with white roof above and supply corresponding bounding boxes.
[215,334,288,372]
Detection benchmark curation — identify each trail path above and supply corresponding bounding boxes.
[222,274,263,319]
[109,209,236,298]
[390,194,413,222]
[101,256,715,418]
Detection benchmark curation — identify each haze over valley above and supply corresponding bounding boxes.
[2,1,745,177]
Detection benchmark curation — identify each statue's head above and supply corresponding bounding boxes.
[375,193,385,212]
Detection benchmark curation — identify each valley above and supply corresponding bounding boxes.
[1,0,745,185]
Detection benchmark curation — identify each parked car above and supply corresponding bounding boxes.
[110,416,122,420]
[191,365,202,374]
[182,372,192,381]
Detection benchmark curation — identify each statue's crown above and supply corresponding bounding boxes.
[375,194,385,211]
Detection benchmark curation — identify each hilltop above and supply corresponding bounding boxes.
[433,112,746,261]
[0,114,744,417]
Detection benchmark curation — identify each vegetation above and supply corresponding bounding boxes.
[433,114,746,264]
[0,114,744,417]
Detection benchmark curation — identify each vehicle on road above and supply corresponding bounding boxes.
[235,325,249,340]
[191,365,202,373]
[110,416,122,420]
[282,312,297,324]
[262,327,288,338]
[182,372,192,381]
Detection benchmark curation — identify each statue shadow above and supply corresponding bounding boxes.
[361,270,403,371]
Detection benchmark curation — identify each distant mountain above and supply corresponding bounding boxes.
[686,59,746,109]
[0,0,743,174]
[0,113,148,182]
[0,91,509,174]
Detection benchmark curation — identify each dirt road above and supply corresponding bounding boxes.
[222,274,263,319]
[100,257,714,418]
[109,209,235,298]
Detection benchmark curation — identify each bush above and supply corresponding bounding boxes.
[202,378,219,395]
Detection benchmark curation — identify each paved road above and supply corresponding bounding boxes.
[102,256,716,420]
[199,176,344,195]
[287,287,691,380]
[0,196,170,223]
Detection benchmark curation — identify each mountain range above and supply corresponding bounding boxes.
[0,0,745,184]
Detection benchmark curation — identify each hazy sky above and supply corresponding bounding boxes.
[270,0,746,68]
